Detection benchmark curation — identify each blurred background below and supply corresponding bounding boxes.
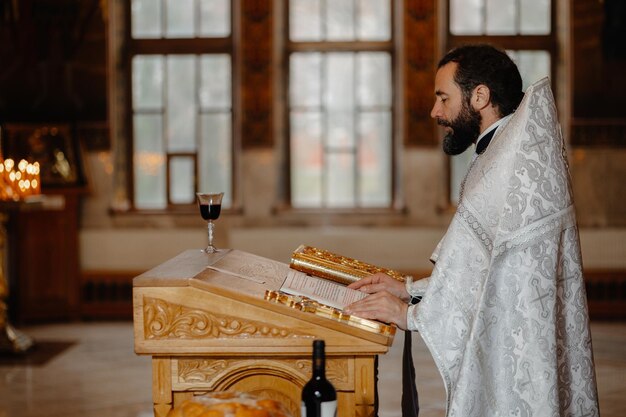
[0,1,624,416]
[0,0,623,342]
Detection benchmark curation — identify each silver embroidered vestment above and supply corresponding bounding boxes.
[407,78,600,416]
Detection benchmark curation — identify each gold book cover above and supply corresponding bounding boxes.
[289,244,406,286]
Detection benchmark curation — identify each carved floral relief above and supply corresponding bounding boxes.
[143,297,313,340]
[176,358,350,386]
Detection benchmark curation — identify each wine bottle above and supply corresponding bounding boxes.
[301,340,337,417]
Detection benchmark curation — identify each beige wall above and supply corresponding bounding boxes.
[79,147,626,273]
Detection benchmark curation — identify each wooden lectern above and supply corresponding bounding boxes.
[133,249,396,417]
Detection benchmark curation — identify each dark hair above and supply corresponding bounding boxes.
[438,44,524,117]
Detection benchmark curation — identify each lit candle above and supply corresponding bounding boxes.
[0,158,41,201]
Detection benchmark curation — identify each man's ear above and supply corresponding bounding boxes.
[471,84,491,111]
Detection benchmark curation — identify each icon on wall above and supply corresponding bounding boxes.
[1,124,87,189]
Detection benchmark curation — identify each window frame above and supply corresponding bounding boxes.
[446,0,557,54]
[443,0,558,206]
[282,0,400,212]
[122,0,239,213]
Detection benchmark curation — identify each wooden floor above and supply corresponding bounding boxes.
[0,321,623,417]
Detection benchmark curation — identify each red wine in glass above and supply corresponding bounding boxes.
[199,203,221,221]
[196,192,224,253]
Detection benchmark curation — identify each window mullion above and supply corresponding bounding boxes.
[354,52,360,207]
[448,35,554,51]
[515,0,521,34]
[353,0,359,40]
[195,55,201,195]
[482,0,487,34]
[194,0,200,37]
[322,0,327,40]
[321,52,328,207]
[161,0,166,38]
[163,56,171,206]
[132,38,232,54]
[288,41,392,53]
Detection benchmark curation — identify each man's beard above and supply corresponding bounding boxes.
[438,101,482,156]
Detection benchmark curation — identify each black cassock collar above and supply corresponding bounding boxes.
[475,126,497,155]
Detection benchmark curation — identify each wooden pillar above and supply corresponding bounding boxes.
[403,0,438,147]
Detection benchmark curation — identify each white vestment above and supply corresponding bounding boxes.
[407,78,599,417]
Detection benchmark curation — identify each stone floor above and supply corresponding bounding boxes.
[0,321,623,417]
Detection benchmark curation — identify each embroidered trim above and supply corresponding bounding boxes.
[458,202,494,253]
[493,205,576,257]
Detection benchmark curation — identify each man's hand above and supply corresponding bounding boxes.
[347,272,410,302]
[344,272,411,329]
[344,291,408,330]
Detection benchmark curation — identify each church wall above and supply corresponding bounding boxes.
[79,147,626,272]
[570,149,626,227]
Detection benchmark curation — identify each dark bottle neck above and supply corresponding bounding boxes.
[312,340,326,378]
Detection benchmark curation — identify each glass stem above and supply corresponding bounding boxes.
[207,220,214,248]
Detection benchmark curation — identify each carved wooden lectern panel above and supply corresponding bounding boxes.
[133,249,394,417]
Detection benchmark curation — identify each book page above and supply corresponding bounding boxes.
[280,269,368,310]
[207,249,290,287]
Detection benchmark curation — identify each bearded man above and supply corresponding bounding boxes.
[345,44,600,417]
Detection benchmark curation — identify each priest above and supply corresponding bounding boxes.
[345,44,600,417]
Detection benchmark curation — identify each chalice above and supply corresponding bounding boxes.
[196,192,223,253]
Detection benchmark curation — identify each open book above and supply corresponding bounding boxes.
[279,245,407,311]
[202,247,400,334]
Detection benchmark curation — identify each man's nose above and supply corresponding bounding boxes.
[430,102,440,119]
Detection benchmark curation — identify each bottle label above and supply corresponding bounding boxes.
[301,400,337,417]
